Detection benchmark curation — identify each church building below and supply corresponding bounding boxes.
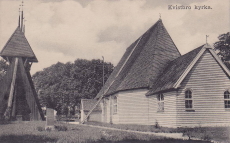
[91,19,230,127]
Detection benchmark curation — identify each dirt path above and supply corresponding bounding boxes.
[68,122,190,140]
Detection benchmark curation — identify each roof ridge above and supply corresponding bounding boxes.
[208,48,230,76]
[171,44,205,63]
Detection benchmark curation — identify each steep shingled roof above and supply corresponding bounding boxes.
[81,99,101,111]
[147,45,204,95]
[146,43,230,96]
[95,19,181,99]
[0,27,38,62]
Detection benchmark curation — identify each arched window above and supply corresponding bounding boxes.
[157,94,164,112]
[185,90,193,109]
[224,91,230,108]
[113,96,117,114]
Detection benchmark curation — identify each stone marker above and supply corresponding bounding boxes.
[45,108,55,130]
[16,115,23,121]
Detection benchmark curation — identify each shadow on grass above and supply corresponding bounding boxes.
[0,134,57,143]
[90,138,212,143]
[0,120,11,125]
[0,135,212,143]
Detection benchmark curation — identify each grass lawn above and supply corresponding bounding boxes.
[86,121,230,142]
[0,121,211,143]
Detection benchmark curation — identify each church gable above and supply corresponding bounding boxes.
[176,49,230,126]
[181,49,230,90]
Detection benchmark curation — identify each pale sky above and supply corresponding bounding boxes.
[0,0,229,74]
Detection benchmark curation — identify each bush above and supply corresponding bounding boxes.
[202,133,212,141]
[0,119,11,125]
[181,128,194,140]
[46,127,52,132]
[179,126,211,140]
[36,126,45,132]
[154,121,160,129]
[55,125,68,131]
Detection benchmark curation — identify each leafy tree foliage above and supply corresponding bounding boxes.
[0,59,8,81]
[32,59,114,115]
[214,32,230,68]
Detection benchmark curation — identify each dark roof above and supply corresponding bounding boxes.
[96,19,181,99]
[81,99,101,111]
[147,45,204,95]
[0,27,38,62]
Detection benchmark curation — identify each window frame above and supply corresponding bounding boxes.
[185,89,194,112]
[113,96,118,114]
[157,93,164,112]
[224,90,230,110]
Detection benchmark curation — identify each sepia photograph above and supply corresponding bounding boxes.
[0,0,229,142]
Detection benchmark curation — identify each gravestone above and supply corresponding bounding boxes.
[45,108,55,130]
[16,115,23,121]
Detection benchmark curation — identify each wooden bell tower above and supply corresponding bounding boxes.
[0,3,45,121]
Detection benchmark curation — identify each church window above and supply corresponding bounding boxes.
[113,96,117,114]
[224,91,230,108]
[185,90,193,109]
[157,94,164,112]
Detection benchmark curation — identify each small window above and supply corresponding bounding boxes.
[157,94,164,112]
[224,91,230,108]
[113,96,117,114]
[185,90,193,109]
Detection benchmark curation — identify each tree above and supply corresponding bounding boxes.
[0,58,8,81]
[214,32,230,68]
[32,59,114,115]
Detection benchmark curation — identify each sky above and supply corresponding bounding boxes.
[0,0,229,74]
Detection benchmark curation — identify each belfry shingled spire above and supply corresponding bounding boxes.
[18,8,21,27]
[23,19,26,34]
[0,2,44,121]
[0,2,37,62]
[206,35,209,44]
[20,1,24,32]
